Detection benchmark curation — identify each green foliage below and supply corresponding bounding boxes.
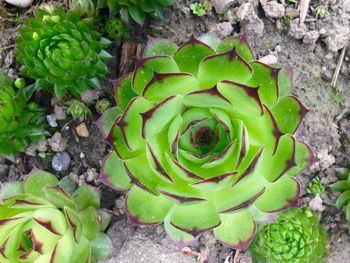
[65,99,92,122]
[307,176,326,196]
[330,169,350,232]
[0,71,46,158]
[315,6,329,19]
[95,98,111,114]
[104,17,126,39]
[0,169,112,262]
[190,1,212,17]
[98,34,314,249]
[16,6,111,98]
[249,208,328,263]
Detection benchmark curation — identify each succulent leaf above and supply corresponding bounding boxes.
[101,35,312,250]
[16,7,111,98]
[248,208,328,263]
[0,170,112,262]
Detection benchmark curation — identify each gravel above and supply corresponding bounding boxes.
[52,152,71,172]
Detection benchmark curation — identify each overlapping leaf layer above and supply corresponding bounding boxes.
[16,7,111,98]
[99,34,314,249]
[0,170,111,263]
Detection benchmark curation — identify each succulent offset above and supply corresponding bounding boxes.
[98,34,314,249]
[307,176,325,196]
[0,170,112,262]
[16,7,111,98]
[330,169,350,232]
[249,208,328,262]
[0,70,46,158]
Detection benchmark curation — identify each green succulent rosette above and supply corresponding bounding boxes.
[98,34,314,249]
[330,170,350,232]
[16,7,111,98]
[249,208,328,262]
[0,71,46,158]
[0,170,112,263]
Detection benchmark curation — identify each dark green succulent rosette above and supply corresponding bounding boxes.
[249,208,328,262]
[97,0,175,25]
[16,7,111,98]
[98,34,314,249]
[0,170,112,263]
[0,71,46,158]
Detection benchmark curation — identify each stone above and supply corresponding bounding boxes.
[308,194,326,212]
[86,168,98,182]
[46,114,58,128]
[288,19,307,39]
[324,19,350,52]
[258,54,278,64]
[241,16,264,36]
[52,152,71,172]
[236,3,256,22]
[80,89,100,102]
[76,123,89,138]
[48,132,67,152]
[53,105,67,120]
[262,1,285,19]
[209,22,233,39]
[303,30,320,45]
[211,0,234,14]
[5,0,33,7]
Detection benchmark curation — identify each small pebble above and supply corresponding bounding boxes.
[5,0,33,8]
[86,168,98,182]
[76,123,89,138]
[52,152,71,172]
[46,114,58,128]
[48,132,67,152]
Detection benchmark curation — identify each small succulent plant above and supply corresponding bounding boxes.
[16,6,111,98]
[96,98,111,115]
[98,34,314,249]
[0,169,112,262]
[330,169,350,232]
[190,1,212,17]
[307,176,326,197]
[65,99,92,122]
[249,208,328,262]
[0,70,46,158]
[104,17,126,39]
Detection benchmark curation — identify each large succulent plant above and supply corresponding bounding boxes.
[330,169,350,232]
[0,169,112,262]
[249,208,328,262]
[98,34,314,249]
[0,70,46,158]
[16,6,111,98]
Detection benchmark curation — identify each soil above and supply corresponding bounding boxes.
[1,0,350,262]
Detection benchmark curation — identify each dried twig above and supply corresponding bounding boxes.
[331,41,348,88]
[298,0,310,25]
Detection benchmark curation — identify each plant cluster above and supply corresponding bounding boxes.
[330,169,350,232]
[98,34,314,249]
[307,176,326,196]
[0,169,112,262]
[249,208,328,263]
[0,71,46,158]
[190,1,212,17]
[65,99,92,122]
[16,6,111,98]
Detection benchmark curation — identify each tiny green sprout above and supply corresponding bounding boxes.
[190,1,212,17]
[316,6,329,19]
[14,77,25,89]
[105,17,126,39]
[284,16,292,28]
[0,169,112,262]
[95,98,111,115]
[65,99,92,122]
[347,133,350,142]
[307,176,326,197]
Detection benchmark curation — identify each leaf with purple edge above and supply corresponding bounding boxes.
[197,49,252,89]
[286,141,315,177]
[170,201,221,237]
[213,209,256,250]
[114,74,137,111]
[97,106,121,138]
[64,207,83,244]
[254,177,300,213]
[70,236,91,263]
[174,37,215,76]
[198,33,221,51]
[164,212,195,247]
[100,151,132,190]
[23,170,58,198]
[132,56,179,95]
[144,37,178,58]
[48,230,74,263]
[126,186,173,225]
[271,96,308,134]
[183,87,232,109]
[44,186,76,209]
[216,35,255,62]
